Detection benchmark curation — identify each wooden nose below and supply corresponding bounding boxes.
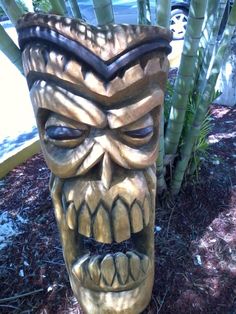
[100,152,113,189]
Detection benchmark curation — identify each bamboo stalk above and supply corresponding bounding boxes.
[137,0,151,25]
[68,0,82,19]
[155,0,171,28]
[191,0,220,90]
[197,0,228,93]
[0,0,24,25]
[48,0,67,15]
[156,108,167,193]
[155,0,171,193]
[0,24,23,74]
[171,0,236,195]
[165,0,207,156]
[92,0,114,26]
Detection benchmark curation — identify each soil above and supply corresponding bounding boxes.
[0,105,235,314]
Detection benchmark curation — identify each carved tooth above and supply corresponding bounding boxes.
[112,199,131,243]
[144,58,161,76]
[123,64,144,86]
[127,252,141,281]
[111,275,120,289]
[100,254,115,286]
[66,203,77,230]
[115,253,128,285]
[88,255,101,285]
[143,197,150,226]
[130,202,143,233]
[72,254,90,283]
[141,255,149,274]
[93,204,112,243]
[78,203,91,237]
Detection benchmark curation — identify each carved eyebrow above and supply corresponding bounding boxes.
[18,26,171,80]
[107,89,164,129]
[30,81,107,128]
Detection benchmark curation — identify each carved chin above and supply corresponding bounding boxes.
[50,167,155,313]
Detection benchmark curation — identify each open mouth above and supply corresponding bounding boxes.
[63,196,151,292]
[72,234,150,292]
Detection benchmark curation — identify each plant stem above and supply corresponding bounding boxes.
[0,289,44,303]
[171,0,236,195]
[137,0,151,25]
[155,0,171,192]
[68,0,82,19]
[92,0,114,26]
[0,24,23,74]
[48,0,67,15]
[197,0,228,93]
[155,0,171,28]
[0,0,24,25]
[156,108,167,193]
[191,0,219,89]
[165,0,207,157]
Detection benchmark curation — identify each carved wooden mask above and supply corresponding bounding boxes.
[17,13,171,314]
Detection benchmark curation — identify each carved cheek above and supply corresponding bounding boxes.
[40,138,95,178]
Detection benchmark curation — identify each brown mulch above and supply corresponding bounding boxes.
[0,105,235,314]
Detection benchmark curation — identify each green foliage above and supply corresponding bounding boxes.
[181,89,221,177]
[32,0,51,13]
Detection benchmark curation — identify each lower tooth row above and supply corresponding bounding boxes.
[72,251,149,287]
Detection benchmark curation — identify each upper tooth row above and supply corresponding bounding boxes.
[66,197,150,243]
[72,251,149,288]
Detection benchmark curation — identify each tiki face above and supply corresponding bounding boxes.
[17,13,171,314]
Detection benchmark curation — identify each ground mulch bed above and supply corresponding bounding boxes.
[0,105,235,314]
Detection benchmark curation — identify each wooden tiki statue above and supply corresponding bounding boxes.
[17,13,171,314]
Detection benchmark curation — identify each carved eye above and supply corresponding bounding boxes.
[124,126,153,139]
[120,114,154,146]
[46,126,84,140]
[44,113,89,148]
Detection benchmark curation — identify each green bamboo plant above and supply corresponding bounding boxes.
[68,0,82,19]
[164,0,207,156]
[0,0,24,25]
[171,0,236,194]
[1,0,235,195]
[155,0,171,193]
[137,0,151,25]
[196,0,228,93]
[92,0,114,26]
[48,0,67,15]
[0,24,23,73]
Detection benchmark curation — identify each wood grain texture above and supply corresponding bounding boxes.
[18,14,171,314]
